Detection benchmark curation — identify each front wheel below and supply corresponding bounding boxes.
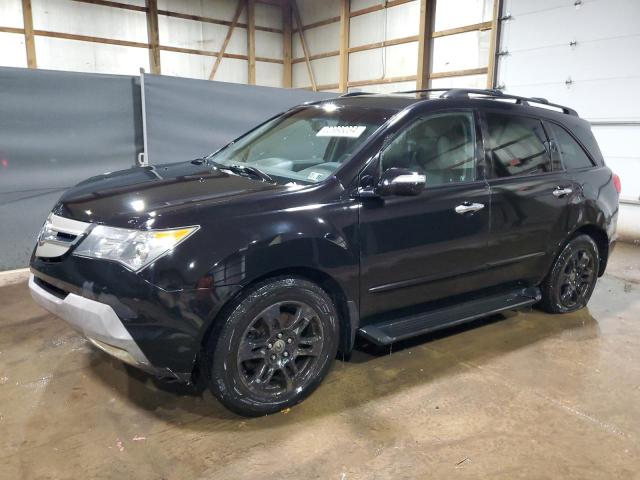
[206,277,339,417]
[539,234,599,313]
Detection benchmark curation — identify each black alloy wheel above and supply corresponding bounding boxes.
[207,277,338,417]
[556,248,596,309]
[539,234,600,313]
[238,301,325,396]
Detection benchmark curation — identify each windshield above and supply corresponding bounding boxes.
[207,103,393,184]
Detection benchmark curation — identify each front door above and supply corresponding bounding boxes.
[358,110,492,318]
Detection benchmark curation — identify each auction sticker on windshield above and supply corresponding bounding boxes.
[316,126,367,138]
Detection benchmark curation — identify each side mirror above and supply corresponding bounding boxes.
[377,168,426,196]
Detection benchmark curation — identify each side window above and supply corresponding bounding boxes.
[549,123,595,170]
[380,112,476,186]
[485,112,552,178]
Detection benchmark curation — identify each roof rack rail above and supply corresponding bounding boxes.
[340,91,373,97]
[529,97,550,104]
[441,88,505,98]
[395,88,452,95]
[395,88,578,116]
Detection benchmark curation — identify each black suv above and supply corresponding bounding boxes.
[29,88,619,416]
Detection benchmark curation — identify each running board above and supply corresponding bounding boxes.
[357,287,541,346]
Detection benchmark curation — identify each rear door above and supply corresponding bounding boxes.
[480,110,573,285]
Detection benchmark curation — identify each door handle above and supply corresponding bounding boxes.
[455,202,485,214]
[552,186,573,197]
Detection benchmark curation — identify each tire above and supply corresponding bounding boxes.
[206,277,339,417]
[539,234,600,314]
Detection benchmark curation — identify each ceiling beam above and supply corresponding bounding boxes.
[348,74,416,88]
[158,9,281,34]
[430,66,488,79]
[282,0,292,87]
[416,0,435,89]
[21,0,37,68]
[350,0,413,18]
[209,0,244,80]
[72,0,145,12]
[247,0,256,85]
[487,0,504,88]
[0,26,24,34]
[292,50,339,64]
[0,25,284,64]
[32,30,148,48]
[432,21,492,38]
[291,0,316,91]
[145,0,161,74]
[349,35,418,54]
[70,0,283,33]
[339,0,350,92]
[292,16,340,33]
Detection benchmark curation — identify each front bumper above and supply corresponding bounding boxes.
[29,226,243,380]
[29,274,161,376]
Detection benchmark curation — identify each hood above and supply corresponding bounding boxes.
[54,161,281,228]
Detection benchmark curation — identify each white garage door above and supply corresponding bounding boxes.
[496,0,640,205]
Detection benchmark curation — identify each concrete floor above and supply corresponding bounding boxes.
[2,245,640,479]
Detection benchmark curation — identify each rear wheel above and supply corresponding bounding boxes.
[206,277,338,417]
[539,234,599,313]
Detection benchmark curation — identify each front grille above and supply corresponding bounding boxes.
[34,276,69,299]
[54,231,77,242]
[35,214,91,259]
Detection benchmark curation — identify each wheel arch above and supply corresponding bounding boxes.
[198,265,357,368]
[569,224,610,277]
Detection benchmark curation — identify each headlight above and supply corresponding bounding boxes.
[73,225,199,271]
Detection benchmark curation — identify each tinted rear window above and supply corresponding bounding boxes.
[549,123,595,170]
[571,122,604,165]
[485,112,552,178]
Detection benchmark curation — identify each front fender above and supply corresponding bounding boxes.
[192,199,361,354]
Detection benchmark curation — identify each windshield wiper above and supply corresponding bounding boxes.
[209,160,275,183]
[233,165,275,183]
